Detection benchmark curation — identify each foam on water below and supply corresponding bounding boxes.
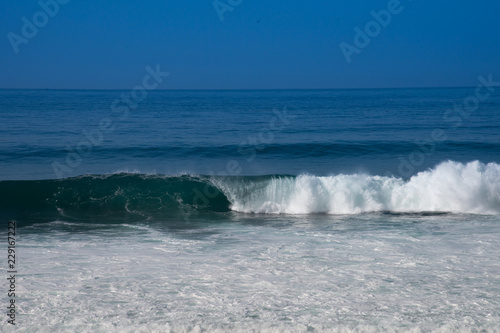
[217,161,500,215]
[6,215,500,332]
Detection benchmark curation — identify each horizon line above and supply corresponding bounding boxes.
[0,85,477,92]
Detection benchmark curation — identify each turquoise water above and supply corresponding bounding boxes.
[1,88,500,331]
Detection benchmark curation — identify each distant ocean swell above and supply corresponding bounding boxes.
[1,141,499,160]
[1,161,499,224]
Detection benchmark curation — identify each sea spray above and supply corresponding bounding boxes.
[215,161,500,215]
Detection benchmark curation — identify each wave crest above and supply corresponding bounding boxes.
[215,161,500,214]
[2,161,499,224]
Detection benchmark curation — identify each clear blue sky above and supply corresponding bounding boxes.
[1,0,499,89]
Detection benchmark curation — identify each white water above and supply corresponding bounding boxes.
[7,215,500,332]
[218,161,500,215]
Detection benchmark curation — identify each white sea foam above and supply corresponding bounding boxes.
[12,217,500,332]
[218,161,500,214]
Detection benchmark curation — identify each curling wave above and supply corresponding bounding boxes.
[1,161,499,225]
[0,174,231,224]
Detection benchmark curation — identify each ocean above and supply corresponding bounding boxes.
[1,88,500,332]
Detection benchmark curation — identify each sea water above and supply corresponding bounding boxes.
[1,88,499,332]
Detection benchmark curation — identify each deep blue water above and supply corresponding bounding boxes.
[1,88,499,180]
[1,88,500,331]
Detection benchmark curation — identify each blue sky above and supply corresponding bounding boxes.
[1,0,499,89]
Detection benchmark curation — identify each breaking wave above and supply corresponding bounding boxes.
[215,160,500,215]
[1,161,499,225]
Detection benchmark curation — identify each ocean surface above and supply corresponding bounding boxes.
[1,88,500,332]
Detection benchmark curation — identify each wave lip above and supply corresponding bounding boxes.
[216,161,500,215]
[0,174,231,225]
